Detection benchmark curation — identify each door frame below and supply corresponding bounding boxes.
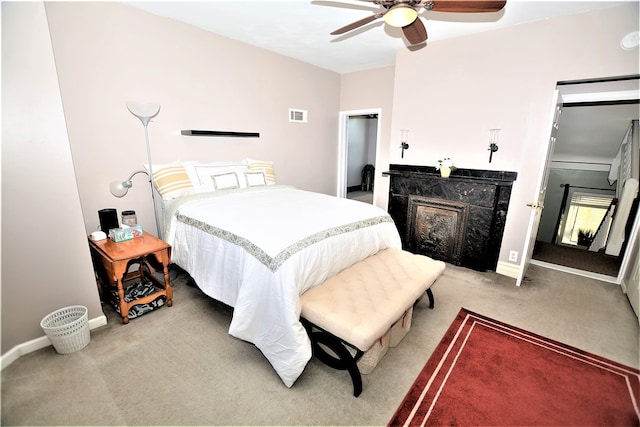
[337,108,382,198]
[524,77,640,285]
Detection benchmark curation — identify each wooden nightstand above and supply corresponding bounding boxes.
[88,233,173,324]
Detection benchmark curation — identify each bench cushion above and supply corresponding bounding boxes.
[300,248,445,352]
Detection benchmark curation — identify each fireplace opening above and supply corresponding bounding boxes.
[407,196,469,265]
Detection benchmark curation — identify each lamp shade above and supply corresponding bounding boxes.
[109,180,129,197]
[109,170,148,198]
[126,102,161,126]
[384,5,418,27]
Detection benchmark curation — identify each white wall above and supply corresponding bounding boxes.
[383,3,639,275]
[340,66,396,207]
[44,2,341,236]
[1,2,104,355]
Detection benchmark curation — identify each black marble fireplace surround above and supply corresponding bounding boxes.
[383,164,517,272]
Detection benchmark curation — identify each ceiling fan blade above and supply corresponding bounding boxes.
[331,13,383,35]
[428,0,507,13]
[402,17,428,45]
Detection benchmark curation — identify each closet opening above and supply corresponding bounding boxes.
[531,76,639,281]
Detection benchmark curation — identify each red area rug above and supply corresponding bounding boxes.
[389,308,640,426]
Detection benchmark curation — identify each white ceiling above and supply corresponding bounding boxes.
[556,79,639,161]
[123,0,634,74]
[123,0,639,161]
[555,103,638,161]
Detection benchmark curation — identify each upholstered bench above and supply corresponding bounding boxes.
[300,248,446,397]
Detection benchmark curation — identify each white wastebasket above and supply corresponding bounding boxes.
[40,305,90,354]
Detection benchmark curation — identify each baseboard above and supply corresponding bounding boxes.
[1,315,108,370]
[530,259,619,284]
[496,261,520,279]
[497,259,623,284]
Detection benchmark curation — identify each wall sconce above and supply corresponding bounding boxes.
[109,170,149,198]
[488,129,500,163]
[400,129,409,158]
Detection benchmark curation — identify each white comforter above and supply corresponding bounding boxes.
[164,185,401,387]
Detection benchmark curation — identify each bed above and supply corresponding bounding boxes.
[156,160,401,387]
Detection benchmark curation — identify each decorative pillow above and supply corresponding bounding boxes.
[245,158,276,185]
[190,163,248,192]
[244,171,267,187]
[144,161,198,200]
[211,172,240,190]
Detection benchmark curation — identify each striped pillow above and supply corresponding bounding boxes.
[245,158,276,185]
[146,162,196,200]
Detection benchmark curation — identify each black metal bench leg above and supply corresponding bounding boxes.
[308,330,364,397]
[427,288,435,309]
[346,357,363,397]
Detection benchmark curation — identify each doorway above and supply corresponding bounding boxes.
[530,76,640,282]
[337,109,381,204]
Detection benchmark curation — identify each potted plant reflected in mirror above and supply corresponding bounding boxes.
[577,229,595,248]
[436,158,457,178]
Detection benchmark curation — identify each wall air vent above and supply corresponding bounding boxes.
[289,108,308,123]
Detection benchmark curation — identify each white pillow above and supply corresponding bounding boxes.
[190,163,248,192]
[244,171,267,187]
[211,172,240,190]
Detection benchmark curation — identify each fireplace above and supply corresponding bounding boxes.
[383,165,517,271]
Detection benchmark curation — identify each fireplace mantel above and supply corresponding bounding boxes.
[383,164,517,183]
[383,164,517,271]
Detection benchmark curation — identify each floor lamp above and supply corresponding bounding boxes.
[123,101,161,238]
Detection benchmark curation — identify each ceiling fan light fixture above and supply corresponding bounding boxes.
[384,5,418,28]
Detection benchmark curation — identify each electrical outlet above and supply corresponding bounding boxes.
[509,250,518,262]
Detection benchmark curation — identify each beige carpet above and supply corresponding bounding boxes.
[2,264,638,426]
[347,190,373,204]
[533,240,622,276]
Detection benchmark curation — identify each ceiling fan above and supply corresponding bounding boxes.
[330,0,507,45]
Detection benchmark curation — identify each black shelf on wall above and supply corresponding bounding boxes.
[181,130,260,138]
